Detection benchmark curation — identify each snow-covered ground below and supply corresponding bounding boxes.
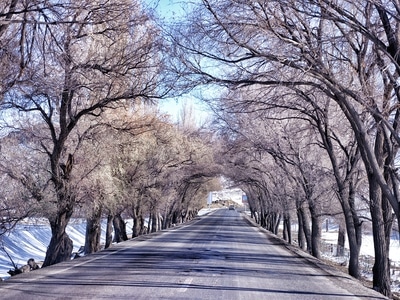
[0,210,216,280]
[320,227,400,293]
[321,228,400,260]
[0,219,91,279]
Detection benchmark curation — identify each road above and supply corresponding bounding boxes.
[0,209,387,299]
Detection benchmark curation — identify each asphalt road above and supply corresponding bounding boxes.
[0,209,387,299]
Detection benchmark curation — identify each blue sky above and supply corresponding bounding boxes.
[146,0,185,19]
[144,0,210,124]
[144,0,212,125]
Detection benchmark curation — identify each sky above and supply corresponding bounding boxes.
[142,0,213,124]
[145,0,186,19]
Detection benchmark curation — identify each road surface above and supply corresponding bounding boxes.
[0,209,387,299]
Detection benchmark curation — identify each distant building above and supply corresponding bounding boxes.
[208,188,245,205]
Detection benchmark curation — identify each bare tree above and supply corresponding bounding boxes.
[1,0,165,267]
[103,105,219,240]
[0,0,39,99]
[0,129,50,235]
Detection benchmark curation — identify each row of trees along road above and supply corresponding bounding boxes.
[168,0,400,298]
[0,0,220,270]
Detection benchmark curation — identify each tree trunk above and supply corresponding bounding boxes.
[259,212,266,228]
[138,215,146,235]
[335,184,362,279]
[274,213,281,235]
[265,212,273,232]
[163,202,178,229]
[308,203,321,259]
[250,208,258,223]
[259,198,267,228]
[147,212,152,234]
[132,205,141,238]
[187,210,194,222]
[158,214,163,231]
[283,213,291,243]
[336,223,346,257]
[43,154,75,267]
[369,160,391,295]
[43,210,73,267]
[113,213,128,243]
[105,214,113,249]
[335,182,362,279]
[84,205,102,255]
[298,201,311,253]
[246,192,258,223]
[347,222,362,278]
[297,209,306,250]
[151,211,158,233]
[368,125,392,297]
[370,190,391,297]
[346,179,363,278]
[172,211,179,225]
[179,209,186,223]
[162,213,169,230]
[132,216,140,238]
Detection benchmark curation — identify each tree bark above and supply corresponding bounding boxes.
[309,203,321,259]
[336,223,345,257]
[347,179,363,278]
[151,210,158,233]
[138,215,146,235]
[296,208,306,251]
[250,207,258,223]
[84,205,102,254]
[43,148,76,267]
[113,213,128,243]
[161,213,169,230]
[105,214,113,249]
[368,125,392,297]
[299,201,312,253]
[274,213,281,235]
[132,216,140,238]
[283,213,291,243]
[370,180,391,297]
[43,209,73,267]
[132,204,141,238]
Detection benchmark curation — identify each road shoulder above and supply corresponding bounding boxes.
[240,212,388,300]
